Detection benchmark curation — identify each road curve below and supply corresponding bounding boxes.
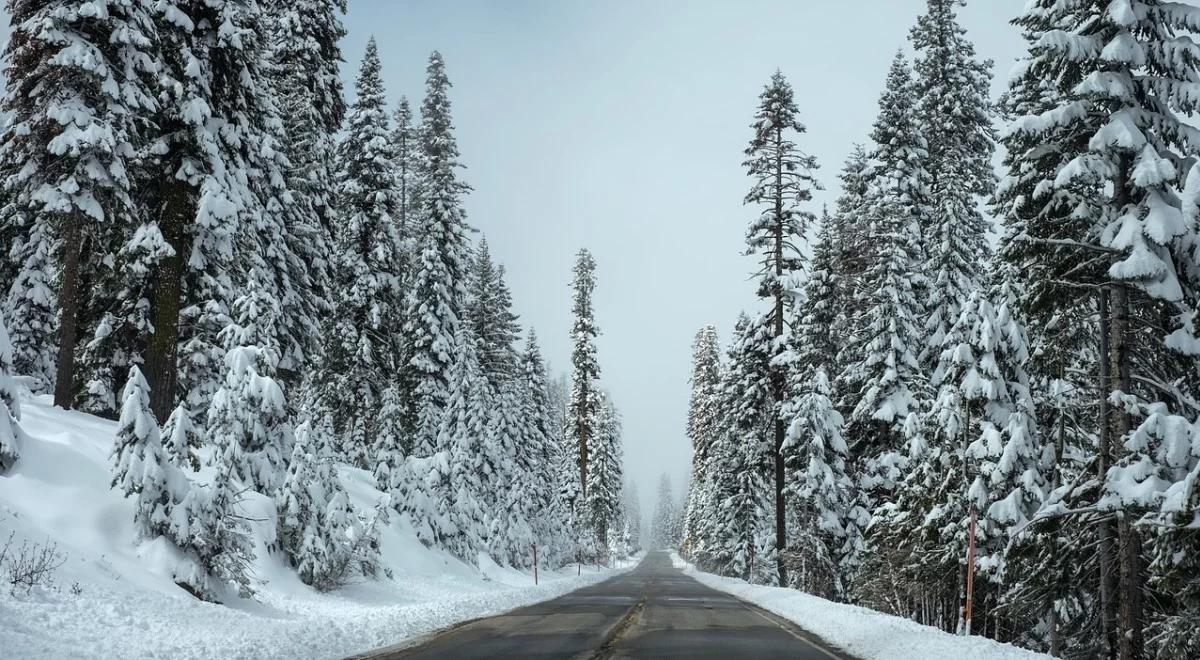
[350,551,855,660]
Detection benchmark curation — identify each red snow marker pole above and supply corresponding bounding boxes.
[533,544,539,585]
[964,506,978,636]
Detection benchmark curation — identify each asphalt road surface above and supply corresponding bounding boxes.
[353,551,853,660]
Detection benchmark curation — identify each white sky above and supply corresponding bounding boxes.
[342,1,1028,518]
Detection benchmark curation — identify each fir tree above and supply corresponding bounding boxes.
[466,239,521,389]
[3,222,56,389]
[141,0,291,421]
[111,367,190,541]
[404,51,473,458]
[317,38,404,466]
[586,394,623,550]
[742,70,821,585]
[838,52,930,502]
[682,326,721,553]
[567,248,601,527]
[909,0,995,364]
[277,415,366,591]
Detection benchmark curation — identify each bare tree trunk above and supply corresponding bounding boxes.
[53,216,81,409]
[1111,282,1143,660]
[144,178,189,423]
[1109,153,1143,660]
[1097,288,1118,660]
[772,125,788,588]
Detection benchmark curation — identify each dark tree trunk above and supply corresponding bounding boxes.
[772,125,787,587]
[53,216,81,409]
[1097,288,1118,660]
[1110,156,1143,660]
[143,177,190,423]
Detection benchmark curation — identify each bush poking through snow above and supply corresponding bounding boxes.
[1,531,67,595]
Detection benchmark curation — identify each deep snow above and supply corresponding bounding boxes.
[671,553,1054,660]
[0,396,629,659]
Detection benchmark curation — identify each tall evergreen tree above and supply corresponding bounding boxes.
[264,0,349,382]
[316,38,404,467]
[587,393,623,549]
[999,4,1200,657]
[403,51,473,458]
[391,96,419,237]
[567,248,601,524]
[838,52,930,503]
[466,239,521,389]
[742,70,820,585]
[682,326,721,552]
[909,0,995,363]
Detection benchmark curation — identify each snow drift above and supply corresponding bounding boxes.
[0,397,626,659]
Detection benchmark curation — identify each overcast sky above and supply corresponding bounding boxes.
[343,1,1028,518]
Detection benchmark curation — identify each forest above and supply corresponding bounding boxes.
[677,2,1200,660]
[0,0,637,604]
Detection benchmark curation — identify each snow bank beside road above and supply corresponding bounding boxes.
[672,553,1053,660]
[0,397,630,659]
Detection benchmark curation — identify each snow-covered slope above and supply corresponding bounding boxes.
[0,397,626,659]
[671,553,1053,660]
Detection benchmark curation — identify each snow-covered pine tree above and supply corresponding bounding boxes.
[3,222,56,390]
[316,38,404,467]
[717,312,776,580]
[0,315,23,472]
[162,403,201,473]
[520,330,571,563]
[586,394,623,551]
[372,385,409,491]
[438,327,490,563]
[567,248,601,527]
[651,474,679,550]
[829,145,872,324]
[623,480,642,553]
[205,269,292,494]
[466,239,521,389]
[742,70,820,586]
[549,373,583,548]
[277,415,368,591]
[487,377,535,567]
[682,326,721,555]
[992,6,1111,652]
[190,419,257,600]
[0,0,157,409]
[909,0,995,366]
[391,97,420,238]
[838,52,930,506]
[111,366,192,541]
[263,0,349,385]
[780,217,863,596]
[403,51,473,459]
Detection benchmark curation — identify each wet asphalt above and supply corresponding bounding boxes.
[351,551,854,660]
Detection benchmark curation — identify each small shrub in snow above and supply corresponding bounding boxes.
[1,531,67,595]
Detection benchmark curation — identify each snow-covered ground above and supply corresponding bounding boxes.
[0,397,630,659]
[671,553,1053,660]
